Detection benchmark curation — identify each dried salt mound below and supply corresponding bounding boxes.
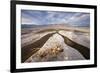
[25,33,85,63]
[41,33,65,50]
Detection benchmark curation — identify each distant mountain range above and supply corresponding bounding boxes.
[21,24,89,29]
[21,24,46,28]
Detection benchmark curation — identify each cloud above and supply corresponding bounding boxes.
[64,13,90,26]
[21,17,38,24]
[21,10,90,26]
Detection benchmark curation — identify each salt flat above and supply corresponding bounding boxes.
[21,25,90,63]
[25,33,85,62]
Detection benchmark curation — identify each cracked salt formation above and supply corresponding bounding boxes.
[25,33,85,63]
[59,30,90,48]
[21,31,56,47]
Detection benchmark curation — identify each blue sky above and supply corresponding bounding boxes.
[21,10,90,27]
